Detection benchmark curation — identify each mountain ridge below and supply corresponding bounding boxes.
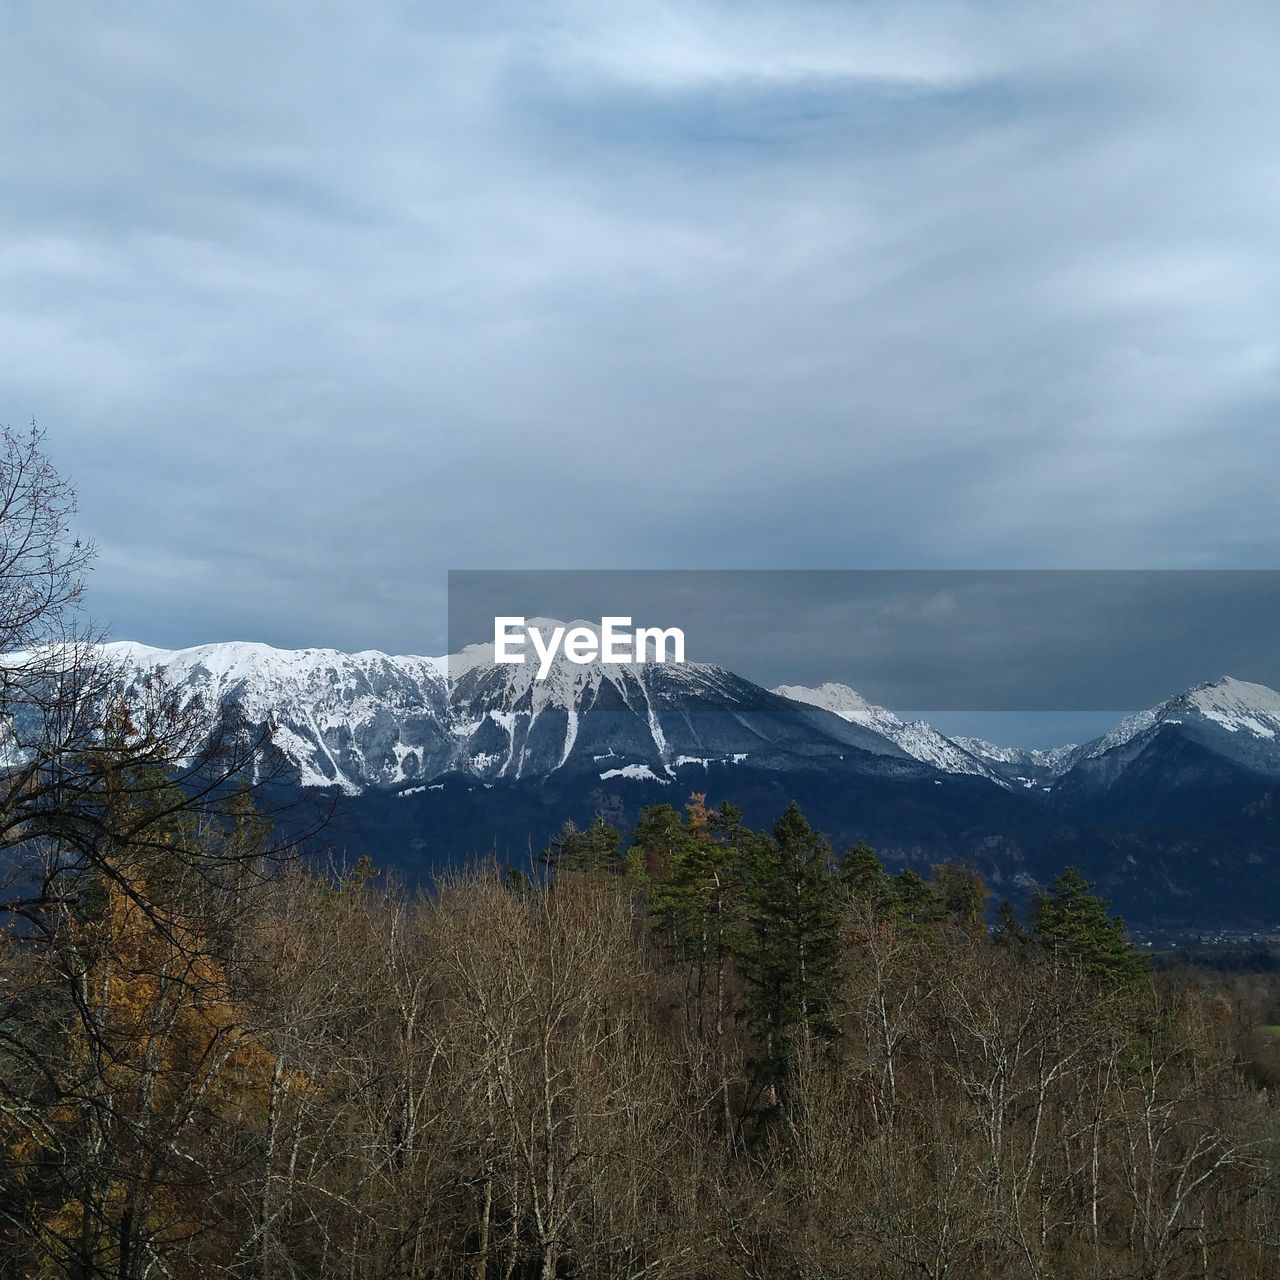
[14,639,1280,925]
[72,640,1280,804]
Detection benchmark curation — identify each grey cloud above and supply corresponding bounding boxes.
[0,0,1277,658]
[448,569,1280,714]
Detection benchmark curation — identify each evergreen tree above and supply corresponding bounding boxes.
[1028,866,1150,985]
[646,795,744,1043]
[739,801,844,1089]
[542,816,622,875]
[994,897,1024,945]
[838,840,890,907]
[930,861,989,930]
[890,868,944,930]
[630,802,687,882]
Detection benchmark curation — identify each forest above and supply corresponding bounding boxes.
[1,428,1278,1279]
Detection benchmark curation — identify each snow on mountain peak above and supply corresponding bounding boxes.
[1184,676,1280,738]
[952,737,1079,771]
[1076,675,1280,761]
[773,682,883,725]
[43,640,1280,800]
[97,640,451,793]
[772,681,996,779]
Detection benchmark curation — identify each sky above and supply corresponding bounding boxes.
[2,1,1278,688]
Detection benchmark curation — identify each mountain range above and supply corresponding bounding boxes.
[87,633,1280,930]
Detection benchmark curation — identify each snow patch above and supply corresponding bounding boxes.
[599,764,669,784]
[775,682,995,778]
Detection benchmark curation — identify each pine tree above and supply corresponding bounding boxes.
[738,801,844,1091]
[930,861,989,930]
[639,795,748,1135]
[994,897,1024,945]
[890,868,944,930]
[630,802,687,883]
[646,797,743,1032]
[838,840,890,906]
[542,816,623,875]
[1028,866,1150,986]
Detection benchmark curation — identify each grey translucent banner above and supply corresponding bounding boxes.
[447,569,1280,715]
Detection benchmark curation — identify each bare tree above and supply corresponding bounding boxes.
[0,427,302,1278]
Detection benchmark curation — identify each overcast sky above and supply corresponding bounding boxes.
[3,1,1278,668]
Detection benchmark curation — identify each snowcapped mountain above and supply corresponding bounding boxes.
[35,644,1280,925]
[90,631,925,793]
[949,678,1280,797]
[952,738,1079,771]
[771,682,1000,780]
[1052,676,1280,811]
[98,640,451,794]
[446,621,925,783]
[1075,676,1280,763]
[60,640,1280,820]
[950,737,1080,787]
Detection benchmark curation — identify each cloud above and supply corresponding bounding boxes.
[0,0,1277,655]
[544,2,989,90]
